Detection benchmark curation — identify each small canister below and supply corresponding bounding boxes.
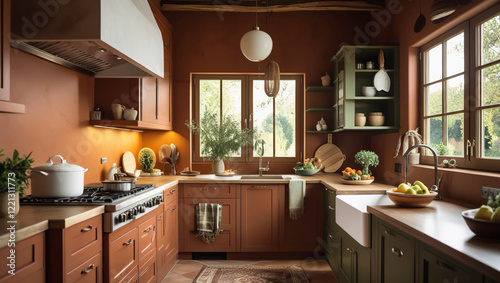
[356,63,364,69]
[366,61,375,69]
[90,107,102,120]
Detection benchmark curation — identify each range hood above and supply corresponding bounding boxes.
[11,0,164,78]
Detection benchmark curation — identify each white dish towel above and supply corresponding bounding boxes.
[289,179,306,220]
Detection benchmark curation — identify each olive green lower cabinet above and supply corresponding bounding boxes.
[372,217,485,283]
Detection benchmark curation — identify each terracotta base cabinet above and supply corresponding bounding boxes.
[0,232,45,282]
[157,185,178,280]
[47,215,103,283]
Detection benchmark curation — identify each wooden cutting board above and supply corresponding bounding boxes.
[121,151,136,176]
[314,135,345,173]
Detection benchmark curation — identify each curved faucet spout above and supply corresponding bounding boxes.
[403,144,442,200]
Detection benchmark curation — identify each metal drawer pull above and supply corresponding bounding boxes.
[328,233,335,239]
[436,260,456,272]
[81,264,94,275]
[81,225,93,232]
[143,226,152,233]
[123,239,132,246]
[328,205,335,211]
[391,247,404,257]
[384,230,396,237]
[170,189,176,194]
[171,206,177,212]
[201,187,217,190]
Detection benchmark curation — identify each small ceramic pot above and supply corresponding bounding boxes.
[355,113,366,126]
[362,86,376,97]
[368,112,385,126]
[322,124,328,131]
[408,152,420,165]
[316,122,322,131]
[124,108,138,120]
[321,73,331,86]
[212,159,225,175]
[111,104,125,120]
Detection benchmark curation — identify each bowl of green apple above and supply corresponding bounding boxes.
[293,157,322,176]
[386,181,437,208]
[462,194,500,238]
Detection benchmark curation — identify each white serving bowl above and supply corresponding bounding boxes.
[362,86,377,97]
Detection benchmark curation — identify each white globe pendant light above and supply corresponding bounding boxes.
[240,26,273,62]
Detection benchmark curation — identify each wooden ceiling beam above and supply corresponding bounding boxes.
[161,1,385,12]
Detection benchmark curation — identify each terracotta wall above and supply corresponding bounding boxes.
[0,48,142,192]
[143,10,373,174]
[370,0,500,206]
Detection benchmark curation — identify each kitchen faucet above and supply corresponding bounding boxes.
[257,140,270,176]
[404,144,442,200]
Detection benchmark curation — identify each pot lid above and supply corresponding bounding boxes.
[32,155,87,172]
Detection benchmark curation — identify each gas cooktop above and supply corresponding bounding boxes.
[20,184,156,205]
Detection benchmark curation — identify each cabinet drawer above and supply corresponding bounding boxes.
[379,224,414,283]
[138,215,156,260]
[183,184,236,199]
[163,184,178,205]
[66,252,102,283]
[138,252,156,283]
[108,227,138,283]
[182,198,236,252]
[65,215,102,271]
[0,233,45,283]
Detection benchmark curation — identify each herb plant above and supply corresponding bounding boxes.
[0,149,34,196]
[354,150,379,175]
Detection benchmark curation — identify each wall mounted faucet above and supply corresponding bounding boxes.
[404,144,442,200]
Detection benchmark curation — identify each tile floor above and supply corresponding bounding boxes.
[161,259,338,282]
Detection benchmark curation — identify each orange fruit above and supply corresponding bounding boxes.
[356,170,362,176]
[345,167,352,172]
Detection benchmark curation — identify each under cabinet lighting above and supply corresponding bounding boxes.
[92,125,143,132]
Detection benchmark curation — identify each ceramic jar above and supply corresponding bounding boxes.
[316,121,322,131]
[321,72,331,86]
[111,104,125,120]
[355,113,366,126]
[124,107,138,120]
[368,112,385,126]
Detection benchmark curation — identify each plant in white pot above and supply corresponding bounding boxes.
[393,128,423,164]
[0,149,34,218]
[186,110,253,174]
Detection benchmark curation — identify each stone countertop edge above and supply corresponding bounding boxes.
[367,203,500,280]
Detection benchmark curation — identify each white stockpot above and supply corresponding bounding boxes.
[31,155,88,197]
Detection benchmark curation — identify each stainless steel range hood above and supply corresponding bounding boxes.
[11,0,164,78]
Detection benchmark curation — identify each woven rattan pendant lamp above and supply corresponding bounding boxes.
[429,0,458,22]
[264,60,280,97]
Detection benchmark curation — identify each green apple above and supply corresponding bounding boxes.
[406,187,417,195]
[491,207,500,223]
[474,205,494,220]
[413,181,429,194]
[411,185,423,194]
[397,183,411,193]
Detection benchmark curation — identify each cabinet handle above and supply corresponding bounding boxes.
[391,247,404,257]
[159,215,163,219]
[123,239,133,246]
[325,187,335,193]
[170,188,176,194]
[328,233,335,239]
[171,206,177,212]
[81,264,94,275]
[250,185,268,188]
[436,260,456,272]
[143,226,152,233]
[201,187,217,190]
[384,229,396,237]
[328,205,335,211]
[80,225,93,232]
[346,247,352,253]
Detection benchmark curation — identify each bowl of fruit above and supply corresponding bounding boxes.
[462,194,500,238]
[294,157,322,176]
[386,181,437,208]
[340,167,375,185]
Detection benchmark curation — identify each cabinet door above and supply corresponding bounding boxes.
[141,77,158,124]
[107,227,138,283]
[163,184,178,205]
[418,247,480,283]
[64,215,102,272]
[138,215,156,262]
[279,183,323,251]
[0,0,9,101]
[66,252,102,283]
[182,198,236,252]
[156,211,165,279]
[378,224,414,283]
[325,229,341,276]
[138,253,156,283]
[164,199,178,270]
[0,232,45,283]
[339,229,371,283]
[240,184,281,252]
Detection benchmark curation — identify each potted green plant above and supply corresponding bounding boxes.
[354,150,379,176]
[186,110,253,174]
[0,149,34,218]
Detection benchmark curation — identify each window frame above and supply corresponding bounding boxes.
[191,73,304,164]
[419,4,500,171]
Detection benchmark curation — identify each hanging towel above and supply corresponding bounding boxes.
[196,203,223,243]
[289,179,306,220]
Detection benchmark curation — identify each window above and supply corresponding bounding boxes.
[420,4,500,170]
[192,74,303,163]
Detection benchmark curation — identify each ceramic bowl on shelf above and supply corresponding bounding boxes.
[462,209,500,238]
[386,190,437,208]
[368,112,385,126]
[362,86,377,97]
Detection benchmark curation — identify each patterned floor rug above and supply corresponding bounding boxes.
[192,265,311,283]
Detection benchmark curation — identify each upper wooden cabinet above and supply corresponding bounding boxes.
[91,3,172,131]
[0,0,24,114]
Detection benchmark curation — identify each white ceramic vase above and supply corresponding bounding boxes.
[0,191,19,218]
[408,152,420,165]
[212,159,225,175]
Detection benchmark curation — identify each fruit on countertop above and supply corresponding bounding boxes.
[341,166,375,181]
[473,194,500,222]
[394,180,430,195]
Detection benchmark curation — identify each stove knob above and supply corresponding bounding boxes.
[118,213,127,223]
[127,210,133,219]
[139,205,146,213]
[131,207,138,215]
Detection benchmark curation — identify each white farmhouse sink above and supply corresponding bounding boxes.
[336,194,393,247]
[239,175,288,180]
